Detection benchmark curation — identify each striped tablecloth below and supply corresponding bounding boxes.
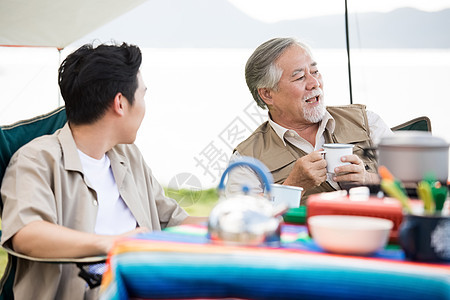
[100,224,450,300]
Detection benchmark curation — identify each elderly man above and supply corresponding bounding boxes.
[1,42,206,299]
[226,37,393,203]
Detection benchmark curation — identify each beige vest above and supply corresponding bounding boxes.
[235,104,378,203]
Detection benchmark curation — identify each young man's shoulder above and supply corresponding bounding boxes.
[13,131,62,160]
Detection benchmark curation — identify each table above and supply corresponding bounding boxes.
[99,223,450,300]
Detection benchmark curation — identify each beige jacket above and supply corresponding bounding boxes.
[1,124,188,299]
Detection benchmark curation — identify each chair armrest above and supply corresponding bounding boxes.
[1,245,106,263]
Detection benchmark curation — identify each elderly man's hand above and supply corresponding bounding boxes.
[283,150,327,190]
[332,154,380,185]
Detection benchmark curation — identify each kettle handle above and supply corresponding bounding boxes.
[217,156,274,193]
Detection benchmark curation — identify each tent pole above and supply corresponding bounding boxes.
[57,48,62,107]
[345,0,353,104]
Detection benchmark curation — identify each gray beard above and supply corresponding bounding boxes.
[303,101,326,123]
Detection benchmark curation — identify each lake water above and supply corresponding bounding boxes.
[1,47,449,189]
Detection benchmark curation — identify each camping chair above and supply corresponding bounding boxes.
[390,116,432,132]
[0,106,106,299]
[363,115,432,166]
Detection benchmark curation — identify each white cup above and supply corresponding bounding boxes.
[322,143,354,174]
[269,184,303,208]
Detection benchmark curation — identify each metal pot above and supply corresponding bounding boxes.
[208,157,287,247]
[378,131,449,184]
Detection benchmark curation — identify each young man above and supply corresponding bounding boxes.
[227,38,393,203]
[1,42,205,299]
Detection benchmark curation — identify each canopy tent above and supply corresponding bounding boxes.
[0,0,148,49]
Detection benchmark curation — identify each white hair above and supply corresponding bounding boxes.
[245,37,314,109]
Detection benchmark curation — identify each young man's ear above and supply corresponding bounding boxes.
[258,88,273,106]
[112,93,125,116]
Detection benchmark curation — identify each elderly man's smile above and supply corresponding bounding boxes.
[304,89,323,104]
[305,96,319,103]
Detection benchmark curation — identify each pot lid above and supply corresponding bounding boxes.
[379,131,449,148]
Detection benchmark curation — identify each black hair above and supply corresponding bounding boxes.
[58,42,142,124]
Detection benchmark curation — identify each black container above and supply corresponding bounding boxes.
[399,214,450,262]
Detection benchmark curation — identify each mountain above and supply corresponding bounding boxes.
[74,0,450,48]
[346,7,450,48]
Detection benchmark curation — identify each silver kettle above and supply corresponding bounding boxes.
[207,157,287,247]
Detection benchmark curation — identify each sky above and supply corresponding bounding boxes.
[227,0,450,23]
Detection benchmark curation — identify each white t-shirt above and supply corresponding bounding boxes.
[77,150,137,235]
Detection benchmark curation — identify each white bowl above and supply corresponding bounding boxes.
[308,215,394,256]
